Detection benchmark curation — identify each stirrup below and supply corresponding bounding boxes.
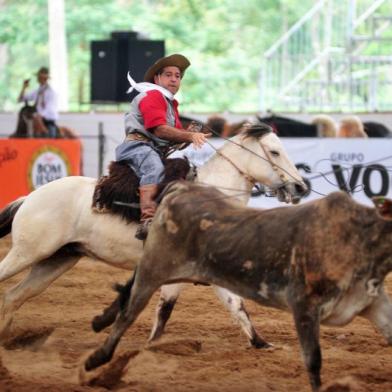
[135,219,152,240]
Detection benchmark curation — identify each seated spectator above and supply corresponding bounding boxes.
[311,114,337,137]
[18,67,59,138]
[338,115,368,138]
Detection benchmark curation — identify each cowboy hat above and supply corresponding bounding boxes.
[144,54,190,83]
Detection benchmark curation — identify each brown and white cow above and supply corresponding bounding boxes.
[85,182,392,391]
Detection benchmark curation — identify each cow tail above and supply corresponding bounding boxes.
[113,266,138,312]
[0,197,26,238]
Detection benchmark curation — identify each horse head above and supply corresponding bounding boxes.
[13,104,37,138]
[234,123,308,204]
[13,103,50,138]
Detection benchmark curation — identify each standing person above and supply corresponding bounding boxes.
[18,66,59,138]
[116,54,210,240]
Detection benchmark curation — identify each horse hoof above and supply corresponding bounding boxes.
[250,335,272,349]
[91,315,106,333]
[85,348,112,371]
[91,313,117,333]
[79,349,139,387]
[79,350,103,385]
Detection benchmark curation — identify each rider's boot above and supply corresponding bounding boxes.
[135,184,159,241]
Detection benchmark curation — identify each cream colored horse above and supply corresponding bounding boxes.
[0,125,306,345]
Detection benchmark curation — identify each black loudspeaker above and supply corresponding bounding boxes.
[91,41,118,102]
[90,32,165,103]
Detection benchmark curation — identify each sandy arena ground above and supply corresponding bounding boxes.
[0,235,391,392]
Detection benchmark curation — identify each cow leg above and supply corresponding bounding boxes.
[361,289,392,344]
[213,286,270,348]
[85,274,160,371]
[148,283,184,342]
[0,254,80,340]
[291,301,322,391]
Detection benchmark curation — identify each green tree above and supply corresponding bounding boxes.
[0,0,315,112]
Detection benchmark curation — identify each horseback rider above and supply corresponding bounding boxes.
[18,66,59,138]
[115,54,210,240]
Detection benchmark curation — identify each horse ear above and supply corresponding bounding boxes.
[372,196,392,220]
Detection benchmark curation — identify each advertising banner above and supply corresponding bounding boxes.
[176,138,392,208]
[0,139,82,209]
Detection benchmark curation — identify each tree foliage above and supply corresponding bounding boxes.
[0,0,314,112]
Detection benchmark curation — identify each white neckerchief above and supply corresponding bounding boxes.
[126,72,174,100]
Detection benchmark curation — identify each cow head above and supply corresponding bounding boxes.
[372,196,392,220]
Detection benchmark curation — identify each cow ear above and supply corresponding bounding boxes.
[372,196,392,220]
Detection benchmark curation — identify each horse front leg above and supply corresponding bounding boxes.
[0,253,80,340]
[85,275,160,371]
[148,283,184,342]
[213,286,270,348]
[92,271,138,333]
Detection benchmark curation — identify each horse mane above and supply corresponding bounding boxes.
[92,157,191,224]
[242,122,273,139]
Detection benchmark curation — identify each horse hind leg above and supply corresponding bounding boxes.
[0,247,35,283]
[0,252,81,340]
[148,283,184,342]
[213,286,271,348]
[0,217,70,283]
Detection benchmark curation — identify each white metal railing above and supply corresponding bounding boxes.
[353,0,387,28]
[264,0,328,59]
[260,0,392,112]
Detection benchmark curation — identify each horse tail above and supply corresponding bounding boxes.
[0,197,26,238]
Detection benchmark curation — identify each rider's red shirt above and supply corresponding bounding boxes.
[139,90,183,131]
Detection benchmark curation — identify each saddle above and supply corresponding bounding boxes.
[92,157,194,224]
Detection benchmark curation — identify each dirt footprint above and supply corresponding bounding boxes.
[2,326,55,351]
[146,338,202,356]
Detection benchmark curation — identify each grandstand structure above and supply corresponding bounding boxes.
[260,0,392,113]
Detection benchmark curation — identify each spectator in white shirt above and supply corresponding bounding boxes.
[18,67,59,138]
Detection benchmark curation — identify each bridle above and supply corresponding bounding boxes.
[257,138,292,185]
[209,143,258,187]
[204,133,292,191]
